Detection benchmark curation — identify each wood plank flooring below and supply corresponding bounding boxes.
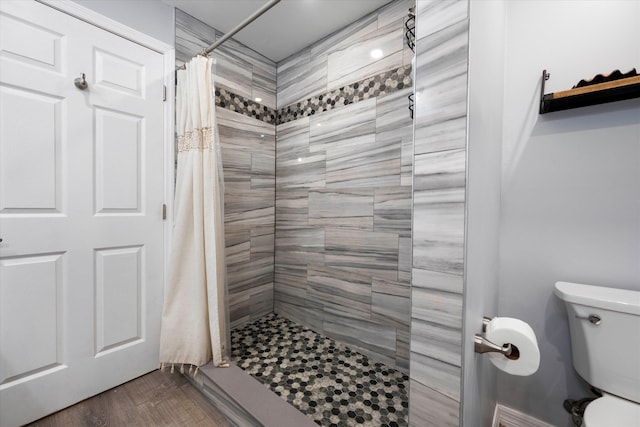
[27,370,230,427]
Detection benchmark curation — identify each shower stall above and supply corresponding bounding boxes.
[173,0,474,425]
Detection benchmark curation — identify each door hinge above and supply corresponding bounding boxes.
[162,203,167,220]
[163,85,167,102]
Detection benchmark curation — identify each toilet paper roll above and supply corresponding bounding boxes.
[485,317,540,376]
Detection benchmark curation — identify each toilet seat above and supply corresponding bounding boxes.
[584,394,640,427]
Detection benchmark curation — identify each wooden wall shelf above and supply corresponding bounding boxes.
[539,70,640,114]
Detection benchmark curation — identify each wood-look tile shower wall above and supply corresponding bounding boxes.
[409,1,469,425]
[273,0,415,372]
[176,9,277,329]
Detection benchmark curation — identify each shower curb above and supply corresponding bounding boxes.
[185,362,317,427]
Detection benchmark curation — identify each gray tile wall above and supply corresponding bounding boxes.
[176,10,277,328]
[273,0,415,372]
[410,0,469,425]
[177,1,474,424]
[276,0,415,109]
[176,9,276,109]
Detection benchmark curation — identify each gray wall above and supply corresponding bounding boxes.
[176,9,278,329]
[409,1,469,425]
[462,1,505,426]
[273,0,414,372]
[497,1,640,426]
[70,0,175,46]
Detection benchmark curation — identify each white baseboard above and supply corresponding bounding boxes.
[492,404,557,427]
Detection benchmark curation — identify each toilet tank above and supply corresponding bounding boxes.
[554,281,640,403]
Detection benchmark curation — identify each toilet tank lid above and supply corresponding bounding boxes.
[554,281,640,315]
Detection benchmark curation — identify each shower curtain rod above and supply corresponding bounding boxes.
[176,0,281,71]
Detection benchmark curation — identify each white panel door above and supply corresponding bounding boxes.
[0,2,165,425]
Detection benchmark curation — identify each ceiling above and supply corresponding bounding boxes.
[163,0,393,62]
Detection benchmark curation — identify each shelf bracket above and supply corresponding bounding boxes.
[539,69,550,114]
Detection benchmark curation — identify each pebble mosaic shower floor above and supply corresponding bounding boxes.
[230,313,409,427]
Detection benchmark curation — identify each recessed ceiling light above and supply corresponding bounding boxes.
[255,97,262,102]
[370,49,383,59]
[260,134,265,138]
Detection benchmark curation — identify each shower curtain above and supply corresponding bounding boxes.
[159,55,227,371]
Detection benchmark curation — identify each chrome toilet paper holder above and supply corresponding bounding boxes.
[474,317,520,360]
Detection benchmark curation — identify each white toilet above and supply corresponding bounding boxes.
[554,281,640,427]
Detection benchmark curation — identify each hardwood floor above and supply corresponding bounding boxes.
[27,370,230,426]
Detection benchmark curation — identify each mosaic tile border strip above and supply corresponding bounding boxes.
[277,65,413,125]
[214,65,413,126]
[231,313,409,427]
[215,87,278,124]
